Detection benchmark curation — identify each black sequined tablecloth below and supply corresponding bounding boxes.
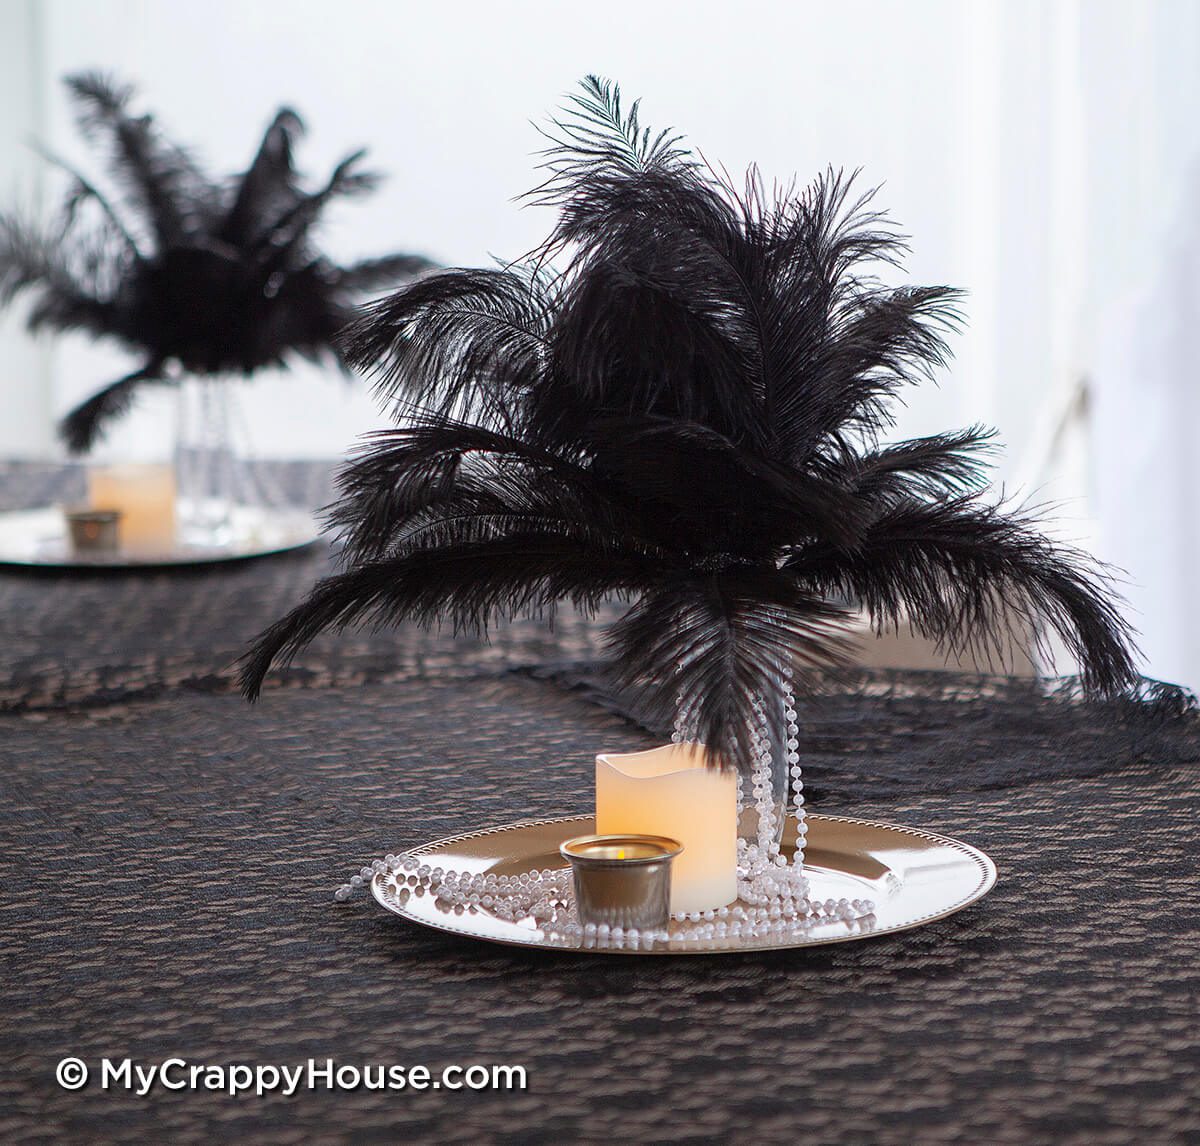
[1,463,1198,1144]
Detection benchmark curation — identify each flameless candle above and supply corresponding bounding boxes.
[595,743,737,914]
[88,463,177,552]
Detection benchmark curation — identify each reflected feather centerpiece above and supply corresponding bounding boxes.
[0,71,435,453]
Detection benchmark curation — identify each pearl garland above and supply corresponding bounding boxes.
[337,834,876,949]
[721,678,814,915]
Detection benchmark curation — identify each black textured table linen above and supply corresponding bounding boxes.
[1,462,1198,1144]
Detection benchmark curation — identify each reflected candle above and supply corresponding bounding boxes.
[87,463,177,552]
[595,742,737,914]
[64,508,121,554]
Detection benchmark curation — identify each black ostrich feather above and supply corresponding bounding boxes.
[240,76,1139,773]
[0,71,435,453]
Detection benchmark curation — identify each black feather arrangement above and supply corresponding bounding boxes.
[239,76,1139,774]
[0,72,435,453]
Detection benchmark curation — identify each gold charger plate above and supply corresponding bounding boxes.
[371,813,997,955]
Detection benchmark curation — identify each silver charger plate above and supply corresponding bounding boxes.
[0,503,319,568]
[371,813,997,955]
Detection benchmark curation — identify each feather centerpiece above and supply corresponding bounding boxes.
[238,76,1138,775]
[0,71,435,453]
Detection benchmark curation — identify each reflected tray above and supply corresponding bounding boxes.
[371,813,997,955]
[0,503,319,568]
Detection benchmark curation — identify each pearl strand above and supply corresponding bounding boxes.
[342,845,877,950]
[786,691,807,869]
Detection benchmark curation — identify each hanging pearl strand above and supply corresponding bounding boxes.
[671,673,696,745]
[788,689,807,867]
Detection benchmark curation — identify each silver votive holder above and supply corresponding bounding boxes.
[64,508,122,554]
[560,834,682,931]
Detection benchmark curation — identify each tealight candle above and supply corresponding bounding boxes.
[596,742,737,914]
[560,833,681,931]
[87,463,177,552]
[64,508,121,554]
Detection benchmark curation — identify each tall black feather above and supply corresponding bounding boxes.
[240,76,1139,774]
[0,71,436,453]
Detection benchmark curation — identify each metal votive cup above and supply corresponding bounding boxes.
[64,508,122,554]
[560,833,683,931]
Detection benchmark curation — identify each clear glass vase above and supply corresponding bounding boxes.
[175,376,237,546]
[673,655,808,873]
[173,375,292,545]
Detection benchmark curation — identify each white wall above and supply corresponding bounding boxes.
[6,0,987,460]
[0,0,54,455]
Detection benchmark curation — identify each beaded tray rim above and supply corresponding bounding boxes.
[370,812,998,956]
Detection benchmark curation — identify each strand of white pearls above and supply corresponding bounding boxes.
[338,848,875,949]
[787,690,808,867]
[720,681,810,908]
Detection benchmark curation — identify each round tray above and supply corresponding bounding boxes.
[0,504,319,569]
[371,813,997,955]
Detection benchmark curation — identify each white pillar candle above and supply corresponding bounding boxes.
[88,463,178,553]
[595,742,737,914]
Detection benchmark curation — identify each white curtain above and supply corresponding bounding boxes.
[957,0,1200,688]
[1080,2,1200,689]
[1091,167,1200,689]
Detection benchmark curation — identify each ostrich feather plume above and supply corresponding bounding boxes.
[239,77,1138,772]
